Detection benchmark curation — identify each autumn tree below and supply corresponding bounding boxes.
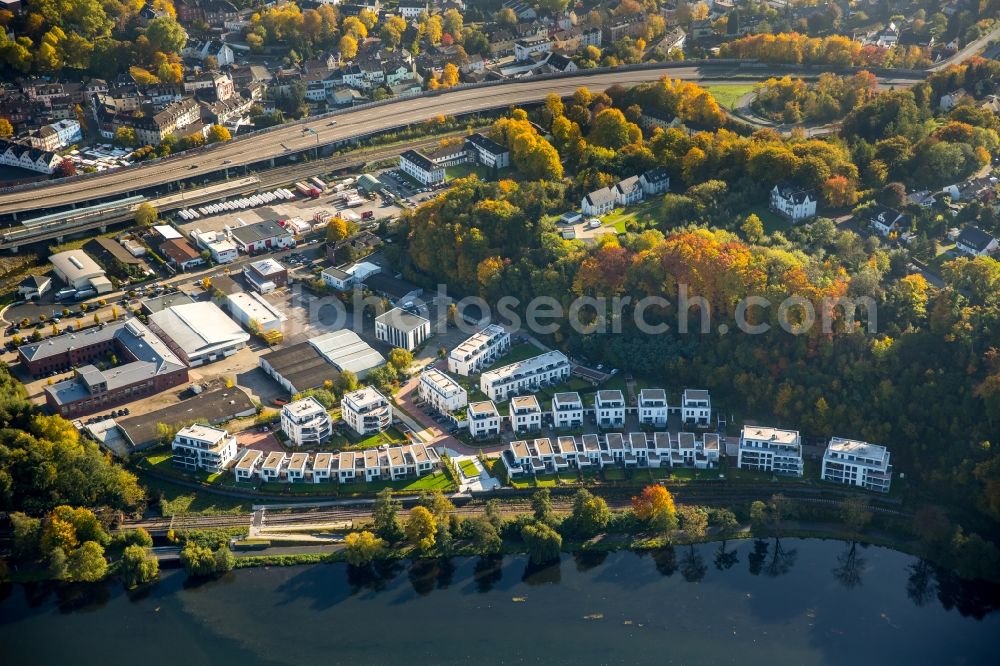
[119,544,159,588]
[343,531,385,566]
[338,34,358,59]
[822,175,858,207]
[632,485,678,533]
[134,203,158,227]
[387,348,414,373]
[741,214,764,243]
[0,117,12,138]
[405,506,437,553]
[568,489,611,537]
[145,17,187,53]
[207,124,231,143]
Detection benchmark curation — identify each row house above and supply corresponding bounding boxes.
[448,324,511,376]
[502,431,721,477]
[467,400,501,439]
[551,392,584,429]
[821,436,893,493]
[418,367,469,414]
[738,426,804,477]
[0,139,62,174]
[480,350,571,401]
[510,395,543,433]
[234,443,440,484]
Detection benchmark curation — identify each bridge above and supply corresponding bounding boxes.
[0,61,931,223]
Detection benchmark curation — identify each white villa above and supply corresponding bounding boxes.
[551,391,584,429]
[682,388,711,427]
[510,395,543,433]
[638,388,668,427]
[595,390,626,428]
[467,400,501,439]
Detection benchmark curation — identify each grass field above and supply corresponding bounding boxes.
[140,475,254,516]
[458,459,480,478]
[741,205,790,235]
[703,83,757,110]
[601,198,660,233]
[343,426,408,450]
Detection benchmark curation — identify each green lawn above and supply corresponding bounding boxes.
[509,471,583,488]
[445,163,497,181]
[600,198,660,233]
[703,83,757,110]
[741,205,790,235]
[136,448,226,485]
[140,475,254,516]
[343,426,407,450]
[458,459,480,478]
[350,470,456,493]
[496,341,544,365]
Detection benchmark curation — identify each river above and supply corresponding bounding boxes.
[1,539,998,665]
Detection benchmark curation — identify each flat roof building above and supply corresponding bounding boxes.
[448,324,510,376]
[375,307,431,351]
[342,386,392,436]
[822,437,893,493]
[148,301,249,366]
[738,426,803,477]
[418,367,468,414]
[480,350,570,401]
[310,329,385,377]
[226,291,287,333]
[281,396,333,447]
[171,424,238,472]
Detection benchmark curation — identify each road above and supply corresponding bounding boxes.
[0,63,927,218]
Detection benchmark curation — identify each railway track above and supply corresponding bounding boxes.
[123,490,906,534]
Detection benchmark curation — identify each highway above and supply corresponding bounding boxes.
[0,63,927,218]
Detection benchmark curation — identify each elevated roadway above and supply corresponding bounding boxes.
[0,62,927,219]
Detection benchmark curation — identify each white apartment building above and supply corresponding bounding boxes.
[467,400,501,439]
[261,451,287,482]
[596,390,626,428]
[551,391,583,429]
[821,437,893,493]
[171,424,238,472]
[280,396,333,447]
[375,307,431,351]
[479,350,570,401]
[509,395,542,433]
[682,388,711,426]
[738,426,804,477]
[448,324,511,376]
[418,367,468,414]
[638,388,668,427]
[342,386,392,436]
[399,149,444,186]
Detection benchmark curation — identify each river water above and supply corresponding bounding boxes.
[1,539,997,665]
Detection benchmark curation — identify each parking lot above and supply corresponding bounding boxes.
[376,168,447,207]
[171,186,402,237]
